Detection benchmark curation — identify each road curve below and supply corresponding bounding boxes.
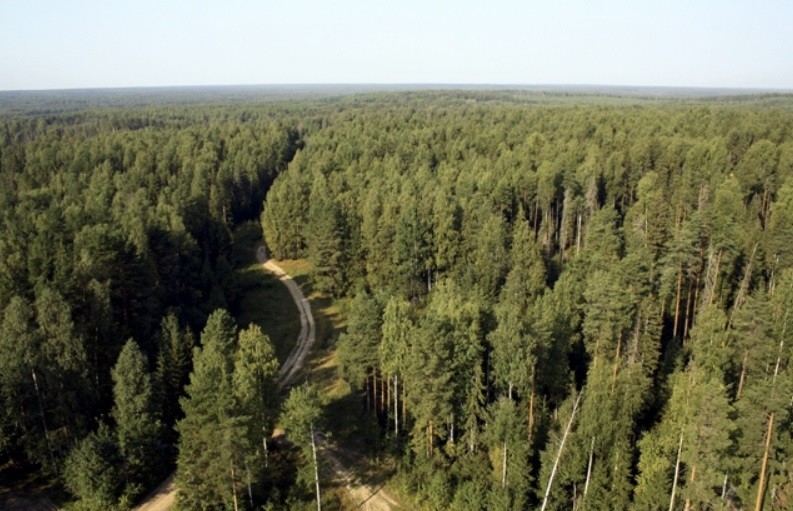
[135,249,398,511]
[132,249,314,511]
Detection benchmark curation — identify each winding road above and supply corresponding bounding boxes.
[134,249,397,511]
[133,250,314,511]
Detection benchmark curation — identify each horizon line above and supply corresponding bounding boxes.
[2,83,793,94]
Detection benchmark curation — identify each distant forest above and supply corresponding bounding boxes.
[1,90,793,510]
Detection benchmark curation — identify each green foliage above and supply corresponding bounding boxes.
[63,424,124,510]
[4,92,793,509]
[112,339,163,498]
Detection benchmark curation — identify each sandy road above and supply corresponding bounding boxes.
[256,247,316,390]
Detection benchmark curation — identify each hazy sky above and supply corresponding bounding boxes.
[1,0,791,90]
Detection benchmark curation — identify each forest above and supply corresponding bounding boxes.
[1,89,793,511]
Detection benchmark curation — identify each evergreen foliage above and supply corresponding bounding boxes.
[3,91,793,509]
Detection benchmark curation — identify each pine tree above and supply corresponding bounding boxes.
[176,309,250,510]
[306,174,347,297]
[111,339,162,498]
[281,384,324,511]
[233,323,279,468]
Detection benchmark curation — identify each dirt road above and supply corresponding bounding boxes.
[133,250,397,511]
[318,434,401,511]
[132,252,314,511]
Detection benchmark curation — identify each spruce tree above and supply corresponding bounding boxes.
[176,309,250,510]
[111,339,162,498]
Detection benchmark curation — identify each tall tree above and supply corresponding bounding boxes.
[111,339,162,498]
[281,384,324,511]
[176,309,250,510]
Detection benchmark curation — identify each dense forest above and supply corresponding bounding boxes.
[1,90,793,510]
[0,103,300,507]
[263,96,793,510]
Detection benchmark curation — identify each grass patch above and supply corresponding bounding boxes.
[232,222,301,365]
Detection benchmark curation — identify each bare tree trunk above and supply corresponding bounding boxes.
[230,461,239,511]
[540,391,583,511]
[729,243,758,328]
[31,370,56,475]
[394,374,399,436]
[673,267,683,339]
[691,271,701,330]
[386,373,391,425]
[670,432,683,511]
[381,371,386,420]
[684,465,696,511]
[755,412,775,511]
[373,372,378,417]
[263,435,269,467]
[683,283,695,340]
[402,375,406,425]
[611,337,622,395]
[501,441,508,489]
[584,436,595,499]
[737,350,749,400]
[311,427,322,511]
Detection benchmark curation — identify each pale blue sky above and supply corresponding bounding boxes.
[1,0,791,90]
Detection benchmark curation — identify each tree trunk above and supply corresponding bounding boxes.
[373,372,378,417]
[528,382,536,445]
[540,391,583,511]
[386,373,391,425]
[584,436,595,499]
[381,371,386,420]
[755,412,775,511]
[501,441,508,489]
[402,375,406,426]
[311,427,322,511]
[729,243,758,328]
[684,465,696,511]
[230,461,239,511]
[31,370,56,475]
[737,350,749,400]
[673,266,683,339]
[669,432,683,511]
[683,282,695,340]
[722,475,728,500]
[394,374,399,436]
[428,420,434,458]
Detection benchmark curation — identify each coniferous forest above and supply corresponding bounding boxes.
[1,89,793,510]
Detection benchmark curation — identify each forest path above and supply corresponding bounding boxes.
[133,248,397,511]
[131,249,314,511]
[257,247,316,390]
